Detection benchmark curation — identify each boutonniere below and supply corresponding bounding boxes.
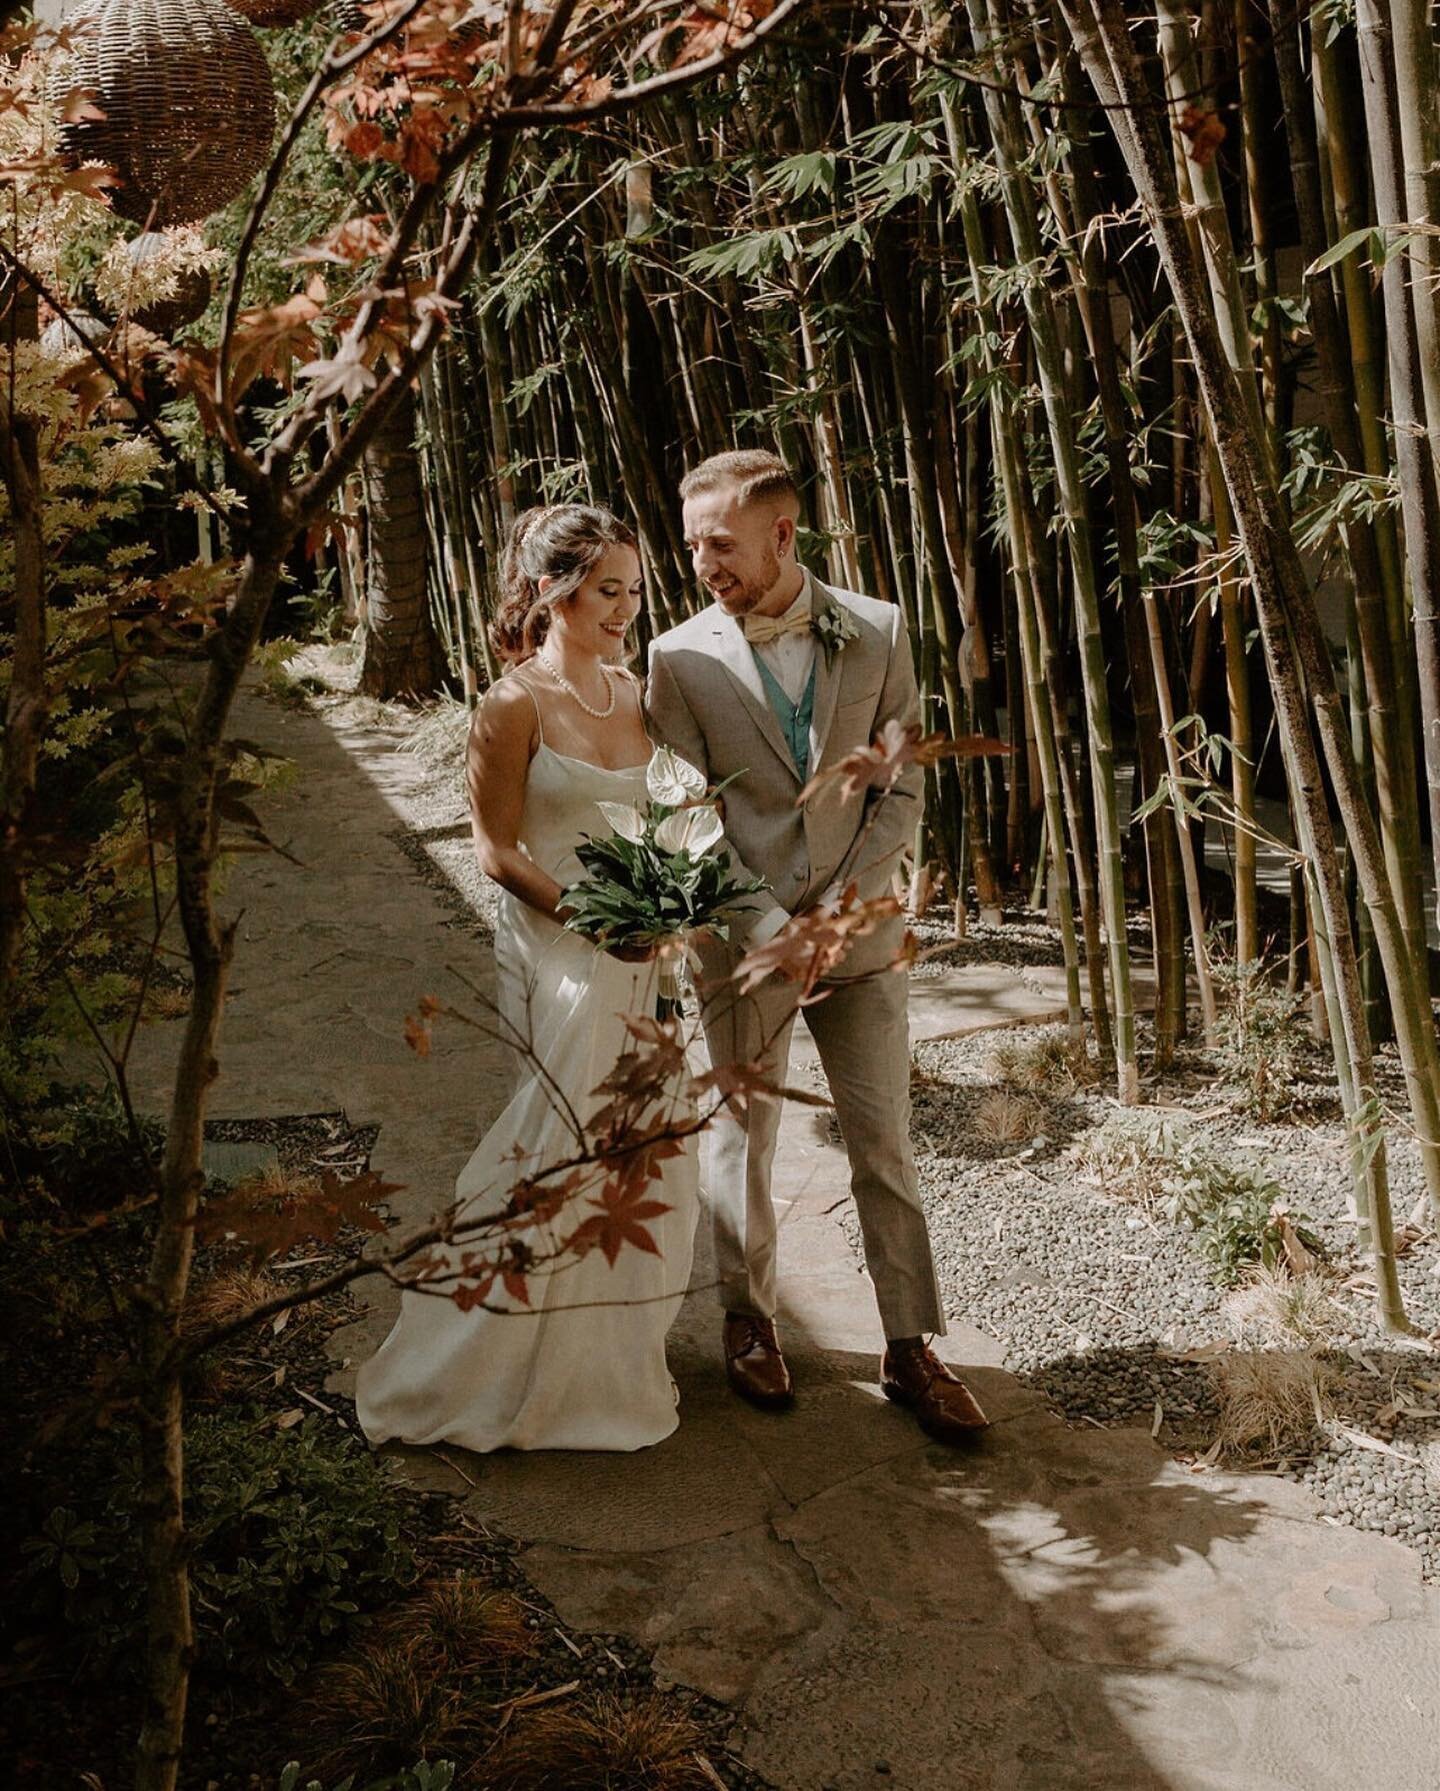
[811,602,859,663]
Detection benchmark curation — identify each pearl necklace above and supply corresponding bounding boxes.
[538,650,617,719]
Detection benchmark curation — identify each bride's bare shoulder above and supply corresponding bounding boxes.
[471,669,541,750]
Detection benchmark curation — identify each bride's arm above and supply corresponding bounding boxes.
[465,681,572,922]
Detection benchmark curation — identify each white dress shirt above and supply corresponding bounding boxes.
[751,569,816,705]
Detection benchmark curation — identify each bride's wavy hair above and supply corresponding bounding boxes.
[489,504,639,665]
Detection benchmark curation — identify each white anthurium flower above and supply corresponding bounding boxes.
[646,746,707,807]
[596,800,647,843]
[654,804,724,857]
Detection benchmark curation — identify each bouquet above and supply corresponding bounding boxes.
[561,747,766,954]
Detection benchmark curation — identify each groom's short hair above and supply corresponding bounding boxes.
[680,449,798,513]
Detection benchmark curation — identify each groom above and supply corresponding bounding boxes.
[646,449,988,1443]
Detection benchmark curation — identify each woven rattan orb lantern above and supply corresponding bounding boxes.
[39,311,109,356]
[61,0,276,228]
[126,233,213,335]
[223,1,323,24]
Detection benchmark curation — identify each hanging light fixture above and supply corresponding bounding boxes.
[222,1,324,24]
[59,0,276,229]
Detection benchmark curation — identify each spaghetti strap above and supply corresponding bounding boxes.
[515,671,546,746]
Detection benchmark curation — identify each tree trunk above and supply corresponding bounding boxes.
[359,383,446,701]
[1353,0,1440,916]
[1275,7,1428,990]
[136,533,287,1791]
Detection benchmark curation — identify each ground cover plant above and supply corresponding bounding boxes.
[1070,1108,1326,1283]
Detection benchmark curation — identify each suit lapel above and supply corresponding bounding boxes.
[807,578,847,773]
[708,608,804,782]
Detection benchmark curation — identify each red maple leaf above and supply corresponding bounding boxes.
[732,890,902,997]
[800,722,1011,806]
[500,1267,532,1306]
[452,1270,495,1311]
[586,1018,688,1143]
[286,214,389,267]
[669,1,777,67]
[198,1169,399,1264]
[507,1167,588,1227]
[565,1129,683,1267]
[565,1183,674,1267]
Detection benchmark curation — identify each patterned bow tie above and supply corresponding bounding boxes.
[743,609,812,646]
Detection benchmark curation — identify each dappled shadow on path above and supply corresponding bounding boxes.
[711,1341,1268,1791]
[419,1276,1276,1791]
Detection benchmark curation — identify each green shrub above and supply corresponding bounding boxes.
[1072,1110,1324,1284]
[1212,958,1307,1120]
[1169,1166,1325,1286]
[24,1080,164,1209]
[21,1411,417,1686]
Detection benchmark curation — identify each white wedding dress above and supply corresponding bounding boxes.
[356,741,699,1453]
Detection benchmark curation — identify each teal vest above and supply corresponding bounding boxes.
[753,653,816,779]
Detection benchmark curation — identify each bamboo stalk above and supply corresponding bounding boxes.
[999,418,1086,1039]
[1210,463,1258,967]
[1062,0,1425,1316]
[1275,8,1427,987]
[1057,52,1202,1044]
[1142,586,1219,1036]
[1353,0,1440,919]
[965,0,1138,1100]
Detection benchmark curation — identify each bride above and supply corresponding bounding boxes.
[357,504,700,1453]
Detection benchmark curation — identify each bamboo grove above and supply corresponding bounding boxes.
[265,2,1440,1328]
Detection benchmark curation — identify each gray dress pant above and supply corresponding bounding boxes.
[699,964,945,1340]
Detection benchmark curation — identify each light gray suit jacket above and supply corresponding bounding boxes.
[646,576,922,981]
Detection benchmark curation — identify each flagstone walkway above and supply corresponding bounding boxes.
[128,683,1440,1791]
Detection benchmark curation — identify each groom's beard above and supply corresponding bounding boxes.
[710,548,781,615]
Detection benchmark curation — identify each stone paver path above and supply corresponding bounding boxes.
[133,688,1440,1791]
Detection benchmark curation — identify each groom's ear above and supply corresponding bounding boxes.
[773,511,797,558]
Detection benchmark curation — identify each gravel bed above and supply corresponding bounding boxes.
[828,1020,1440,1579]
[909,907,1067,979]
[206,1109,379,1176]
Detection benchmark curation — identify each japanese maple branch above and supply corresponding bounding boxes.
[281,134,516,516]
[217,0,431,443]
[497,0,816,125]
[20,895,170,1206]
[0,243,231,522]
[179,1100,720,1359]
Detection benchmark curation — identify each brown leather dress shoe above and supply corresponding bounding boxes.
[723,1312,795,1410]
[881,1339,989,1443]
